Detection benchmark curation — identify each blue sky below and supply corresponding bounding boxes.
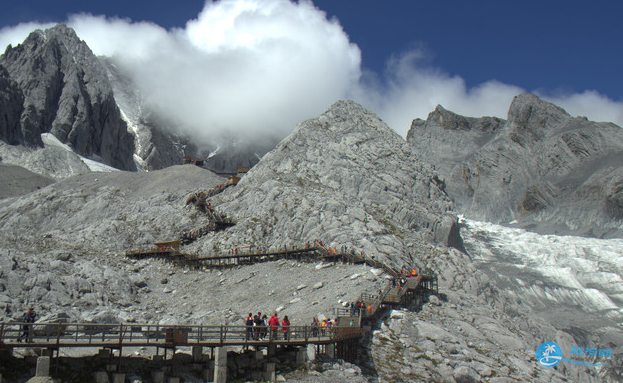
[1,0,622,137]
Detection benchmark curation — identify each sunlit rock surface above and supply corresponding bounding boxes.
[408,93,623,238]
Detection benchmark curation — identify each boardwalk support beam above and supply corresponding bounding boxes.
[213,347,227,383]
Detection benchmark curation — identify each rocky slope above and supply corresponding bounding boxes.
[0,163,54,198]
[0,24,136,171]
[198,99,462,269]
[407,93,623,238]
[0,100,616,382]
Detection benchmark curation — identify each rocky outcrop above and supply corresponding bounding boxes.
[202,100,459,269]
[203,136,278,173]
[407,105,505,177]
[408,93,623,237]
[102,58,184,170]
[0,24,135,170]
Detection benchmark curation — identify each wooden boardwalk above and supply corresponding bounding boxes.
[126,244,405,277]
[0,323,361,350]
[0,244,438,364]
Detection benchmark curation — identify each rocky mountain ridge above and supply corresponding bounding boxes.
[0,24,136,171]
[0,24,272,175]
[0,24,620,383]
[408,93,623,238]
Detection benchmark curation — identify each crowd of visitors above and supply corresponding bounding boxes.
[244,313,339,341]
[246,312,294,340]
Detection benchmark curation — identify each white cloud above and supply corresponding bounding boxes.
[541,90,623,127]
[0,0,621,144]
[70,0,361,143]
[354,49,623,135]
[0,21,55,52]
[351,49,525,135]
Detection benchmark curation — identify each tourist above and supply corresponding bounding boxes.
[282,315,291,340]
[326,318,333,336]
[17,308,36,343]
[261,315,268,340]
[311,317,320,337]
[254,312,262,340]
[245,313,254,340]
[269,314,280,340]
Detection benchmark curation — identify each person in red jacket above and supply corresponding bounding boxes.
[268,314,280,340]
[282,316,291,340]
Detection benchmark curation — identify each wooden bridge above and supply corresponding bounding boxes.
[0,274,435,361]
[124,242,437,330]
[0,322,361,350]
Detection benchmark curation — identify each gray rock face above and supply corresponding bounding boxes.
[0,64,24,145]
[102,58,185,171]
[203,134,278,174]
[0,24,135,171]
[201,100,460,268]
[407,93,623,237]
[407,105,505,177]
[0,140,92,179]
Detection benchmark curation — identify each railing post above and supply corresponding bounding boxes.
[57,325,63,348]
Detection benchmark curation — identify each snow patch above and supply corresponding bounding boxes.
[41,133,119,172]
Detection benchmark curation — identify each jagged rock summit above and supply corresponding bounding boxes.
[0,24,135,171]
[203,100,462,268]
[408,93,623,237]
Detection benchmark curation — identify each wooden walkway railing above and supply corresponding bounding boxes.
[0,322,362,349]
[3,246,437,357]
[126,243,407,277]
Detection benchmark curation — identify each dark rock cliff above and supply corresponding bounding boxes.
[0,64,24,145]
[0,24,135,170]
